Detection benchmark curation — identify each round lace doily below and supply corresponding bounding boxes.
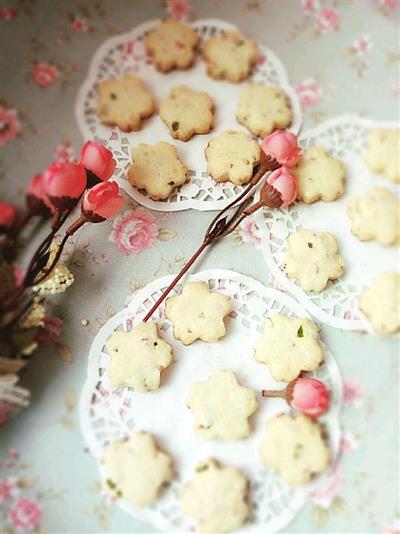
[254,115,399,332]
[75,18,302,212]
[80,269,343,533]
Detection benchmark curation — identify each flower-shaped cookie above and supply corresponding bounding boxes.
[128,142,188,200]
[364,128,400,183]
[186,371,258,440]
[284,229,345,292]
[292,146,346,204]
[181,458,249,533]
[159,85,215,142]
[144,19,199,72]
[259,413,330,486]
[236,83,292,137]
[105,322,173,392]
[96,74,155,132]
[358,272,400,334]
[102,432,173,507]
[165,282,231,345]
[205,130,261,186]
[347,187,400,246]
[203,30,258,83]
[254,314,324,382]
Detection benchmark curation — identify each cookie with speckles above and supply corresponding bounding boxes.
[364,128,400,183]
[358,272,400,334]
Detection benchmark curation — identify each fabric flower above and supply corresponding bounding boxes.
[343,378,364,407]
[53,142,75,164]
[261,130,302,167]
[0,202,18,232]
[26,174,53,216]
[166,0,191,19]
[31,63,60,88]
[0,106,21,146]
[82,181,123,222]
[301,0,320,15]
[36,315,62,345]
[110,207,158,255]
[295,78,322,107]
[314,7,339,33]
[71,17,88,32]
[352,35,373,56]
[0,477,18,502]
[266,167,297,207]
[43,162,87,209]
[8,497,42,531]
[0,7,17,21]
[78,141,116,185]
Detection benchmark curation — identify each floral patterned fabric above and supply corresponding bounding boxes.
[1,0,399,532]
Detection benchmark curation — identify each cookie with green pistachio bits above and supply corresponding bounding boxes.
[96,74,155,132]
[259,413,330,486]
[165,281,231,345]
[358,272,400,334]
[102,431,173,507]
[181,458,250,533]
[159,85,215,142]
[186,370,258,440]
[254,314,324,382]
[105,322,173,392]
[284,229,345,292]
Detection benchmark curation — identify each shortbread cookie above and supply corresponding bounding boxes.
[159,86,214,141]
[181,459,249,533]
[128,142,188,200]
[259,413,330,486]
[105,322,173,392]
[358,273,400,334]
[96,74,155,132]
[236,83,292,137]
[254,314,324,382]
[364,128,400,183]
[293,146,346,204]
[165,282,231,345]
[186,371,258,440]
[284,229,345,292]
[102,432,173,507]
[203,30,258,83]
[347,187,400,246]
[205,130,261,186]
[144,19,198,73]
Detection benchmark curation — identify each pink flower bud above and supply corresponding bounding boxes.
[288,378,330,418]
[43,163,87,210]
[78,141,116,186]
[266,167,297,207]
[0,202,18,232]
[261,130,302,167]
[82,181,123,222]
[26,174,53,216]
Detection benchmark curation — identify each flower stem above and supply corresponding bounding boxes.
[261,389,286,398]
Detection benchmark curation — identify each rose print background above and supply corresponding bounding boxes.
[1,0,399,533]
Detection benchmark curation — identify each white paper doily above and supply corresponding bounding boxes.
[254,115,399,333]
[80,269,343,533]
[75,18,302,212]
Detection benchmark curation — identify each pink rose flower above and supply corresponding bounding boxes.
[71,17,88,32]
[0,7,17,21]
[78,141,116,185]
[314,7,339,33]
[82,181,123,222]
[9,497,42,531]
[166,0,191,19]
[0,477,18,502]
[266,167,297,207]
[261,130,302,167]
[0,106,21,146]
[36,315,63,345]
[289,377,330,417]
[43,162,87,209]
[110,207,158,255]
[352,35,373,56]
[0,202,18,232]
[343,378,364,407]
[309,464,343,508]
[295,78,322,107]
[32,63,60,88]
[26,174,54,216]
[302,0,319,15]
